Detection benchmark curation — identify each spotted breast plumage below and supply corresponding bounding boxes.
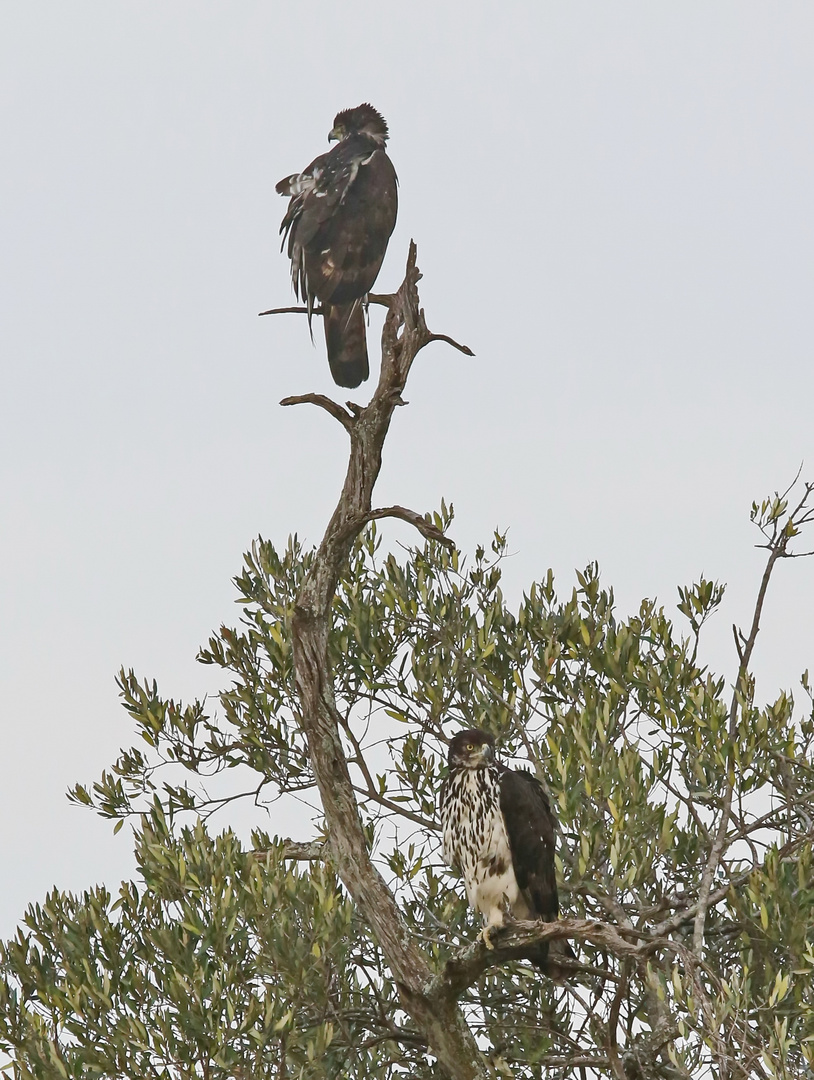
[440,728,573,977]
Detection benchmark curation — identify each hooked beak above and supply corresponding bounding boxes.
[328,126,342,142]
[481,743,494,763]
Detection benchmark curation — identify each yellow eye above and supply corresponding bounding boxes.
[466,743,475,750]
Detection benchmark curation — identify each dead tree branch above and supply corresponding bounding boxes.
[425,333,474,356]
[259,294,394,317]
[287,243,483,1079]
[337,505,455,548]
[280,393,355,433]
[282,840,326,861]
[247,840,327,861]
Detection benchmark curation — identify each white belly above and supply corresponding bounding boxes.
[442,768,529,927]
[470,859,524,927]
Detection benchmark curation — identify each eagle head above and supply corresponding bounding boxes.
[447,729,496,770]
[329,103,390,146]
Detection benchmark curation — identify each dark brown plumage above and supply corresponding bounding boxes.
[276,104,398,388]
[440,729,573,977]
[499,766,559,924]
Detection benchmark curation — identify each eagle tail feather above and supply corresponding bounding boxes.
[323,302,369,388]
[529,942,550,974]
[542,936,576,983]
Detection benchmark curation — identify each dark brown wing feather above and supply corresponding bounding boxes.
[498,767,558,920]
[499,766,575,978]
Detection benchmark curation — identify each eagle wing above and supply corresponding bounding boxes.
[498,767,559,921]
[276,149,350,306]
[277,135,398,388]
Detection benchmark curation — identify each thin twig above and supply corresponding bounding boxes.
[732,623,744,664]
[351,784,438,831]
[259,293,395,317]
[606,960,630,1080]
[258,305,325,317]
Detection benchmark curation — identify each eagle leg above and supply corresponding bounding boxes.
[480,903,508,950]
[480,925,497,951]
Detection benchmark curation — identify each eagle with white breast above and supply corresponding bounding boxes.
[440,728,571,976]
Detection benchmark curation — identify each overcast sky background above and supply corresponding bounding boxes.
[1,3,813,939]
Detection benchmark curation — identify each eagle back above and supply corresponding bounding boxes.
[279,135,393,245]
[278,132,397,309]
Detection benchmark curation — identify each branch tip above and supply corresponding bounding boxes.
[259,305,324,317]
[279,393,354,432]
[366,505,455,548]
[426,333,475,357]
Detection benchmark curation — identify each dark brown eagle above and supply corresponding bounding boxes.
[440,728,574,978]
[276,104,398,388]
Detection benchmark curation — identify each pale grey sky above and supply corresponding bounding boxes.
[1,2,813,938]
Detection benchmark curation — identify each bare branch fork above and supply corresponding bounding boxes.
[286,244,485,1080]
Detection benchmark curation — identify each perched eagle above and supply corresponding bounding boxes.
[440,728,572,977]
[276,104,398,388]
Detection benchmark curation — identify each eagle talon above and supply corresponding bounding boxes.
[481,926,497,951]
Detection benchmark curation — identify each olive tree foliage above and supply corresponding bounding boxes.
[2,253,814,1080]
